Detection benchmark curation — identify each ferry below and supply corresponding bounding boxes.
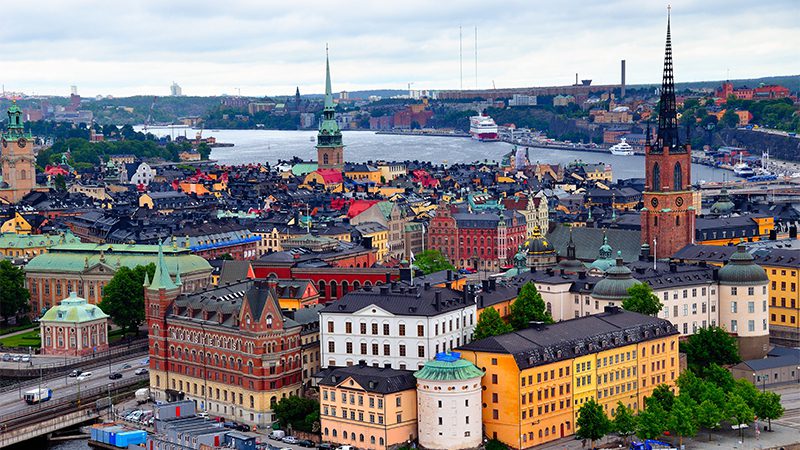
[609,138,635,156]
[733,163,755,177]
[469,114,499,141]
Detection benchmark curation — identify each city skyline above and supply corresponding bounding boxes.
[0,0,798,97]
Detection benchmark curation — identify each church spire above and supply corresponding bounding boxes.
[148,240,178,291]
[323,45,334,111]
[656,5,680,151]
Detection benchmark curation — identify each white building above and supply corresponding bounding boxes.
[414,352,484,450]
[170,82,182,97]
[130,162,156,186]
[320,282,477,371]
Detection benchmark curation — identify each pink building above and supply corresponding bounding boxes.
[39,292,109,357]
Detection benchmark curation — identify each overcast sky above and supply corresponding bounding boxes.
[1,0,797,98]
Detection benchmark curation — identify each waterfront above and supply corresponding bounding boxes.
[144,128,738,183]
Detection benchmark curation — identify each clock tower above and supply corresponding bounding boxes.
[0,101,37,204]
[641,8,695,257]
[316,48,344,171]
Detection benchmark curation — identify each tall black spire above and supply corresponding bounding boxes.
[656,6,680,151]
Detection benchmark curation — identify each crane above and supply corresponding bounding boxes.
[143,96,157,131]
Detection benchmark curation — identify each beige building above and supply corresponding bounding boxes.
[319,364,418,450]
[39,292,109,357]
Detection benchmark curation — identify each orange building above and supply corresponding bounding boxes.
[318,364,417,450]
[459,307,679,449]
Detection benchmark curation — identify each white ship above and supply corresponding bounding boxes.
[609,138,635,156]
[469,114,499,141]
[732,153,755,177]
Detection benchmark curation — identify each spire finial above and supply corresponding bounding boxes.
[656,5,679,150]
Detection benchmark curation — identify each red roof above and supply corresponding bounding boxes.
[347,199,379,218]
[44,165,70,176]
[315,169,343,185]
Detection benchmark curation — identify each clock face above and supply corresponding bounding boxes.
[650,197,659,208]
[675,197,684,207]
[17,138,27,147]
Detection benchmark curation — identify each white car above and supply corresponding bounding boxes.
[76,371,93,381]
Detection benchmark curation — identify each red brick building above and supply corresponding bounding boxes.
[641,13,695,258]
[716,82,794,101]
[427,203,527,272]
[146,246,303,427]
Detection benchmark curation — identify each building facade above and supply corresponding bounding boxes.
[1,102,42,204]
[39,292,109,357]
[316,54,344,171]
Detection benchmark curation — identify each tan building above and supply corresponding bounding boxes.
[319,364,418,450]
[39,292,109,357]
[1,102,47,204]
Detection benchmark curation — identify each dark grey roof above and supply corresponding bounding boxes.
[736,347,800,371]
[316,365,416,394]
[548,224,642,262]
[218,261,252,284]
[321,283,474,317]
[459,308,678,370]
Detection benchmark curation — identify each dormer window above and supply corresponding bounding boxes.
[246,315,251,326]
[266,315,273,328]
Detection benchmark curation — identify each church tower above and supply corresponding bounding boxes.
[316,49,344,171]
[641,8,695,257]
[0,101,37,203]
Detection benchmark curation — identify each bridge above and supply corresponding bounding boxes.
[0,376,147,448]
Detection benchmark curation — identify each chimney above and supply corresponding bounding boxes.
[528,321,546,331]
[424,282,431,291]
[640,244,650,261]
[481,279,490,292]
[446,270,453,281]
[769,229,777,240]
[379,285,389,295]
[479,295,484,308]
[399,267,412,283]
[790,225,797,239]
[578,271,586,280]
[489,279,496,291]
[620,60,626,98]
[604,305,622,314]
[575,73,579,86]
[385,272,392,284]
[669,262,677,273]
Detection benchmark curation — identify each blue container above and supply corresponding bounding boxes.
[115,430,147,447]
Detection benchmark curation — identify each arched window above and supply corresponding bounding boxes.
[341,280,349,294]
[652,163,661,191]
[318,280,326,297]
[333,429,338,438]
[676,216,680,226]
[343,431,348,440]
[673,162,682,191]
[323,154,329,165]
[330,281,338,298]
[379,437,384,446]
[19,170,26,180]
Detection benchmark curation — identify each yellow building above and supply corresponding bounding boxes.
[354,222,389,263]
[0,232,77,258]
[459,307,679,449]
[346,164,383,184]
[1,212,33,234]
[319,364,418,450]
[696,216,775,246]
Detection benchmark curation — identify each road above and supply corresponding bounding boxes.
[0,354,149,416]
[773,382,800,429]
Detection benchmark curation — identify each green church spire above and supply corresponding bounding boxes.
[316,45,343,149]
[324,46,334,111]
[148,240,178,291]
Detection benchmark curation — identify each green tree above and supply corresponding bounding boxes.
[701,363,736,392]
[612,401,637,444]
[272,396,320,433]
[722,109,740,128]
[484,439,508,450]
[509,282,553,330]
[0,260,31,321]
[696,399,723,441]
[681,326,740,374]
[472,307,513,341]
[54,174,67,192]
[668,395,698,447]
[621,283,663,316]
[413,250,455,275]
[576,398,611,449]
[675,369,704,401]
[725,393,754,444]
[646,384,676,413]
[196,142,211,160]
[636,401,667,440]
[732,378,760,409]
[216,253,234,261]
[99,264,155,335]
[754,391,784,431]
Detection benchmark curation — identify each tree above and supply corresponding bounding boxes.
[636,401,667,440]
[54,174,67,192]
[612,401,637,444]
[722,109,740,128]
[576,398,611,449]
[413,250,455,275]
[668,395,698,447]
[473,307,513,341]
[754,391,784,431]
[196,142,211,160]
[696,399,723,441]
[646,384,675,413]
[509,282,553,330]
[99,264,155,335]
[675,369,704,401]
[621,283,663,316]
[725,393,754,443]
[732,378,760,409]
[216,253,234,261]
[681,326,740,374]
[701,363,736,392]
[272,396,320,433]
[0,260,31,321]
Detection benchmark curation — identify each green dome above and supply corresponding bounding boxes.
[710,188,735,215]
[718,246,768,285]
[414,352,484,381]
[40,292,109,323]
[592,257,641,300]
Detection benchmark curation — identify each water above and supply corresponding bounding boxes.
[143,127,735,182]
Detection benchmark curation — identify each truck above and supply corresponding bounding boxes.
[135,388,150,404]
[630,439,677,450]
[24,388,52,404]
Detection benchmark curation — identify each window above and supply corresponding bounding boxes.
[345,322,352,334]
[417,325,424,337]
[383,324,389,335]
[652,163,661,191]
[673,162,682,190]
[328,341,335,352]
[731,287,738,296]
[731,302,737,313]
[748,302,755,313]
[398,324,405,336]
[372,323,378,335]
[731,320,738,332]
[327,321,334,333]
[418,346,425,357]
[748,287,754,296]
[748,320,755,332]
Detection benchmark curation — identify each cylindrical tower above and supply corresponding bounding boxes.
[718,245,770,359]
[414,352,484,450]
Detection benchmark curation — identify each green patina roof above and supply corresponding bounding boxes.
[414,353,484,381]
[718,245,768,285]
[148,241,178,291]
[24,242,212,275]
[316,50,343,147]
[0,231,79,250]
[40,292,108,323]
[292,162,319,176]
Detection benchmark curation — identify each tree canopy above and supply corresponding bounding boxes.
[612,401,637,443]
[413,250,455,275]
[472,307,513,341]
[754,391,784,431]
[622,283,663,316]
[681,326,741,375]
[576,398,611,448]
[0,260,31,320]
[668,395,698,446]
[509,282,553,330]
[99,264,155,334]
[272,396,320,433]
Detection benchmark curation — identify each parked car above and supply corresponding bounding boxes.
[2,354,12,362]
[134,368,148,375]
[197,412,209,419]
[269,430,286,440]
[126,411,143,421]
[335,446,354,450]
[317,444,334,450]
[108,372,123,380]
[21,355,30,363]
[236,423,251,432]
[121,364,132,369]
[76,371,93,381]
[11,355,21,362]
[68,369,82,377]
[297,439,315,448]
[282,436,298,445]
[222,421,238,429]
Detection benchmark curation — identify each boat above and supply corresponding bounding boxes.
[469,114,499,141]
[609,138,635,156]
[732,153,755,177]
